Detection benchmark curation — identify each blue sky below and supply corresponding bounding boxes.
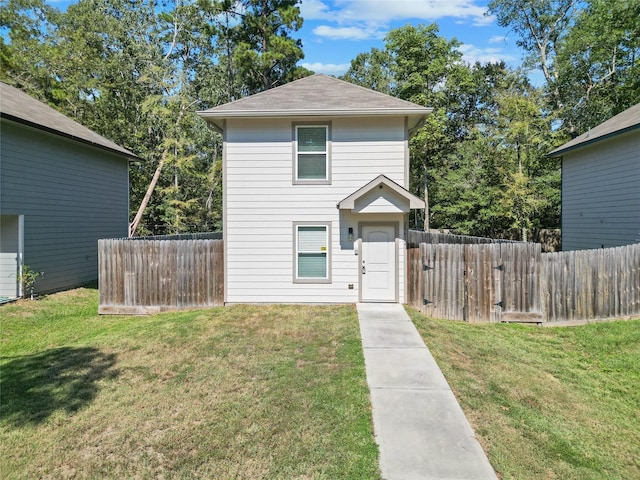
[297,0,525,76]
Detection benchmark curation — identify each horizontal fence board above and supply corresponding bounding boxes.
[407,231,639,323]
[127,232,223,241]
[99,238,224,314]
[408,230,520,247]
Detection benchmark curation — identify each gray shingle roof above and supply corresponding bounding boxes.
[549,102,640,157]
[198,74,432,131]
[1,82,138,159]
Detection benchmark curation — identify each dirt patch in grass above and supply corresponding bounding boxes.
[407,307,640,480]
[1,291,379,479]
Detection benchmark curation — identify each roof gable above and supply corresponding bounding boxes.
[198,74,431,131]
[338,175,425,213]
[549,102,640,157]
[0,82,138,160]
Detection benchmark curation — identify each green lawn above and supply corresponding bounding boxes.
[407,307,640,480]
[1,289,379,479]
[4,290,638,480]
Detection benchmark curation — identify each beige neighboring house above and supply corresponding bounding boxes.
[0,82,137,299]
[549,103,640,251]
[198,74,430,304]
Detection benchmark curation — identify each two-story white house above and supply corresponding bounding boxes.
[198,74,430,304]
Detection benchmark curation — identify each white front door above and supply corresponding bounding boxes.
[361,225,396,302]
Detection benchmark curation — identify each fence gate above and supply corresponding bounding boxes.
[416,242,542,322]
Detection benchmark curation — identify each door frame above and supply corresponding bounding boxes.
[358,221,399,303]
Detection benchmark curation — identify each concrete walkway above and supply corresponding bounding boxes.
[357,303,498,480]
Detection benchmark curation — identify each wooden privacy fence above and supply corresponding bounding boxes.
[542,245,640,322]
[99,238,224,314]
[408,241,640,323]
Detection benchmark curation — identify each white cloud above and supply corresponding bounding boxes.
[302,62,352,75]
[458,43,516,65]
[300,0,333,20]
[472,13,496,27]
[313,25,385,40]
[306,0,489,25]
[488,35,508,44]
[302,0,494,41]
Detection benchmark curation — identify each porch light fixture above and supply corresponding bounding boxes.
[348,227,354,241]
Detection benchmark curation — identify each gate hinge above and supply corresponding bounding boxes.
[423,264,433,271]
[423,298,433,305]
[494,264,504,271]
[495,301,504,308]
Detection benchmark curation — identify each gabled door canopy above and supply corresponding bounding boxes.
[338,174,425,213]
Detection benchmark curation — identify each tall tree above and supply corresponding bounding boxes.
[429,66,560,239]
[555,0,640,133]
[1,0,222,235]
[232,0,305,94]
[342,27,561,237]
[488,0,640,136]
[385,24,480,231]
[487,0,578,117]
[341,48,393,94]
[0,0,61,101]
[130,0,220,236]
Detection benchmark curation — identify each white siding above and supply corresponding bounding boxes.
[562,130,640,250]
[0,120,129,293]
[224,116,409,303]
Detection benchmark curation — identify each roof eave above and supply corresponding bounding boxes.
[548,123,640,158]
[1,113,140,161]
[198,108,432,131]
[198,108,432,116]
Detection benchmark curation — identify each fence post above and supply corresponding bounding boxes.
[491,244,503,323]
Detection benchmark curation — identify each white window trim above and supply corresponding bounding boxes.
[292,122,331,185]
[293,221,332,284]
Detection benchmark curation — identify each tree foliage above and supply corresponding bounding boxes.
[1,0,305,235]
[2,0,635,239]
[232,0,305,93]
[342,24,561,237]
[488,0,640,136]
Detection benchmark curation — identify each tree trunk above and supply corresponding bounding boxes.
[129,105,190,236]
[423,164,430,231]
[129,152,167,237]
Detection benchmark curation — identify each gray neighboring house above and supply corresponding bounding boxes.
[549,103,640,251]
[0,82,137,299]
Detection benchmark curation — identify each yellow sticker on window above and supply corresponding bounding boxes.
[320,246,327,251]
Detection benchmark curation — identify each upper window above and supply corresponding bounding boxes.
[294,125,330,183]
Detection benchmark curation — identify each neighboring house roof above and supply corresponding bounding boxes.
[548,102,640,157]
[0,82,139,160]
[198,74,432,132]
[338,174,425,212]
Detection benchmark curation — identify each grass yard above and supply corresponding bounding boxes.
[1,289,380,479]
[407,307,640,480]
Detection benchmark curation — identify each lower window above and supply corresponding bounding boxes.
[294,223,331,283]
